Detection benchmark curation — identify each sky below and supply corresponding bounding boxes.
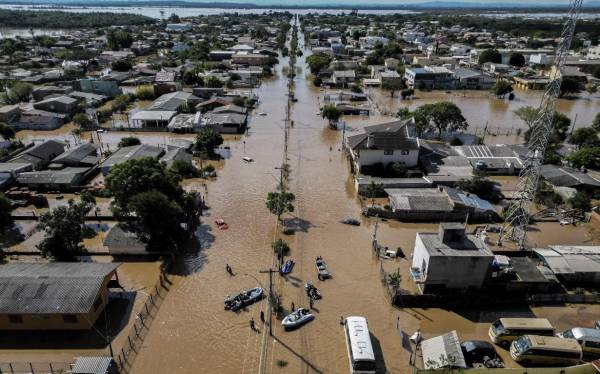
[174,0,584,3]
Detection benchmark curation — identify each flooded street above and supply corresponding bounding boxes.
[127,18,600,374]
[7,15,600,374]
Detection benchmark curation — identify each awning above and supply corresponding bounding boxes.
[421,330,467,369]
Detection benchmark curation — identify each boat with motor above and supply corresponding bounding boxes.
[304,283,322,300]
[316,256,331,280]
[281,259,295,274]
[224,287,264,311]
[282,308,314,330]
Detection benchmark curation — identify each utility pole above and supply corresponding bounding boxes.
[259,268,279,336]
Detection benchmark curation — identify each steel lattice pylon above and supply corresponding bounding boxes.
[500,0,584,250]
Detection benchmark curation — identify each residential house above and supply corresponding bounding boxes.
[346,119,420,172]
[14,110,66,130]
[100,145,164,176]
[0,105,20,124]
[0,263,120,330]
[160,147,193,167]
[127,110,177,130]
[166,23,192,32]
[103,224,146,255]
[404,66,455,89]
[200,112,247,134]
[16,167,93,190]
[32,86,73,101]
[9,140,66,170]
[453,68,495,90]
[384,186,496,221]
[231,52,271,66]
[50,143,99,168]
[33,95,80,115]
[167,113,197,133]
[377,70,402,86]
[411,223,494,293]
[147,91,202,112]
[359,36,389,49]
[78,79,122,98]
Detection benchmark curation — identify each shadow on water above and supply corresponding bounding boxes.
[272,334,324,374]
[168,223,215,276]
[0,291,136,350]
[282,216,314,233]
[370,332,388,374]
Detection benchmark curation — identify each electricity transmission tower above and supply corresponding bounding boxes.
[500,0,584,250]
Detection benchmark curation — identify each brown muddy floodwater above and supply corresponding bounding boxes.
[12,21,600,374]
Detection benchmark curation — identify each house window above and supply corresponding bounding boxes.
[8,314,23,323]
[62,314,78,324]
[383,150,394,155]
[401,150,410,155]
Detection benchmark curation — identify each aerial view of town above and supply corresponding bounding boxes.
[2,0,600,373]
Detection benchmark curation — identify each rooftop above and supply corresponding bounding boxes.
[0,263,119,314]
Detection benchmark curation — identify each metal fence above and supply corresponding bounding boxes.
[0,362,70,374]
[115,272,171,373]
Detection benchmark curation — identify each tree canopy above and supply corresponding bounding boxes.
[118,136,141,148]
[478,49,502,65]
[195,128,224,158]
[0,192,13,232]
[306,53,332,74]
[560,76,583,98]
[413,102,468,139]
[322,104,343,127]
[266,191,295,221]
[37,194,95,261]
[570,127,599,149]
[491,80,513,98]
[508,53,526,67]
[0,122,15,140]
[568,147,600,170]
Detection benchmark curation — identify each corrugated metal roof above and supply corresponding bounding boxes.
[0,263,119,314]
[421,330,467,369]
[72,356,114,374]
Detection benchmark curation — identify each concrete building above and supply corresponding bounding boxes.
[16,167,93,190]
[78,79,122,98]
[33,95,80,115]
[331,70,356,87]
[346,119,420,172]
[0,263,120,330]
[50,143,99,168]
[411,223,494,293]
[0,104,21,123]
[127,110,177,129]
[453,68,495,90]
[404,66,455,89]
[454,144,523,175]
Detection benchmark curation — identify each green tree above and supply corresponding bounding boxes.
[514,106,539,130]
[272,238,290,266]
[169,159,199,178]
[568,147,600,170]
[306,53,332,74]
[72,113,92,128]
[135,85,155,100]
[559,76,582,98]
[0,122,15,140]
[183,70,203,86]
[382,79,404,98]
[322,104,342,128]
[105,157,183,217]
[509,52,526,67]
[585,83,598,95]
[366,181,384,205]
[204,76,223,88]
[478,48,502,65]
[195,128,224,158]
[118,136,141,148]
[413,102,468,139]
[111,59,132,72]
[128,191,187,252]
[457,175,498,202]
[491,80,514,98]
[523,110,571,145]
[107,29,133,50]
[569,191,592,211]
[570,127,599,149]
[3,82,33,104]
[37,195,95,261]
[266,191,295,222]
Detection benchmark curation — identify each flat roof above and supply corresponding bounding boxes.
[421,330,467,369]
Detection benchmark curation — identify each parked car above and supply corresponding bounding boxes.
[461,340,504,368]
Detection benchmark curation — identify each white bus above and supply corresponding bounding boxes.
[344,316,376,374]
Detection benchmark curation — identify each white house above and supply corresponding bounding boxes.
[358,36,389,49]
[411,223,493,294]
[346,119,420,172]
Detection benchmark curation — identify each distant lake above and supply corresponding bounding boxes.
[478,12,600,20]
[0,4,419,18]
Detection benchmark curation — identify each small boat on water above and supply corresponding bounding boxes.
[215,219,229,230]
[282,308,314,330]
[341,218,360,226]
[304,283,322,300]
[224,287,264,311]
[316,256,331,280]
[281,259,295,274]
